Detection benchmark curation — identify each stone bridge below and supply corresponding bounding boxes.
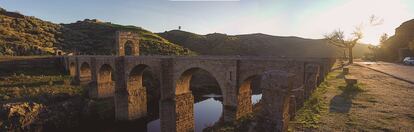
[63,55,335,132]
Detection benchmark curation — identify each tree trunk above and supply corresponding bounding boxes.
[348,47,353,64]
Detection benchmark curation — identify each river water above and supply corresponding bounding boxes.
[72,94,262,132]
[146,94,262,132]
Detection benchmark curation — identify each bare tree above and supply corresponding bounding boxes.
[325,27,363,64]
[379,33,388,45]
[369,15,384,26]
[368,33,388,61]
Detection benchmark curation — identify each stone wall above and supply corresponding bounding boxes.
[0,57,64,73]
[97,81,115,98]
[259,70,295,132]
[304,64,319,99]
[236,78,253,119]
[175,92,194,132]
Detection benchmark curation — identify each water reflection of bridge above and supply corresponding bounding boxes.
[64,55,334,132]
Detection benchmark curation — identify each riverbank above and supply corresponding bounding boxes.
[0,68,115,131]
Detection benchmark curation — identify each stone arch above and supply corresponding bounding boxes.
[174,67,224,132]
[175,66,227,101]
[176,67,225,95]
[79,62,92,84]
[128,64,150,90]
[116,31,139,56]
[236,74,262,119]
[69,62,76,77]
[127,64,150,118]
[176,68,197,95]
[124,40,134,56]
[94,64,115,98]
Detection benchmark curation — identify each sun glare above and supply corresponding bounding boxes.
[299,0,412,45]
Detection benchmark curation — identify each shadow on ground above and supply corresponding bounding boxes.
[329,85,364,113]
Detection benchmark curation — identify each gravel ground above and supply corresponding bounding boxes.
[317,64,414,131]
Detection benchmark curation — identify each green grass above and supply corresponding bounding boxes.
[290,69,367,131]
[0,70,84,103]
[291,82,329,129]
[290,70,342,130]
[338,83,366,96]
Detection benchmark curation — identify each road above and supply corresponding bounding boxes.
[355,62,414,84]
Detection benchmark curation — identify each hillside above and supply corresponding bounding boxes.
[381,19,414,60]
[0,7,194,56]
[158,30,369,58]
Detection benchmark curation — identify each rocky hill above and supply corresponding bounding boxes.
[0,7,194,56]
[158,30,370,58]
[0,7,370,58]
[381,19,414,60]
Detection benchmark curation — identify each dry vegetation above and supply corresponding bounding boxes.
[0,73,82,103]
[0,68,89,131]
[0,7,194,56]
[291,64,414,131]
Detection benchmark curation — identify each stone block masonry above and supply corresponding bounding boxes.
[64,55,333,132]
[259,70,296,132]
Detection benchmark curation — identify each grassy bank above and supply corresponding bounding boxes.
[0,67,88,131]
[0,68,84,103]
[289,67,366,131]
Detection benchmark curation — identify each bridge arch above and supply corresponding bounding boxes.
[117,64,158,120]
[69,62,76,77]
[79,62,92,84]
[175,66,227,99]
[124,40,134,56]
[93,64,115,98]
[128,64,149,87]
[174,67,225,131]
[236,74,263,119]
[98,64,114,81]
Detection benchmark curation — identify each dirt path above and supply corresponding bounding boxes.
[316,64,414,131]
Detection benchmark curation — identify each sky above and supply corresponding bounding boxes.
[1,0,414,45]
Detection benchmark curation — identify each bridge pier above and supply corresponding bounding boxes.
[90,63,115,98]
[160,93,195,132]
[73,58,81,85]
[175,92,195,132]
[304,64,320,99]
[291,87,304,110]
[236,78,253,119]
[289,95,296,121]
[115,57,147,120]
[258,70,295,132]
[73,58,92,85]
